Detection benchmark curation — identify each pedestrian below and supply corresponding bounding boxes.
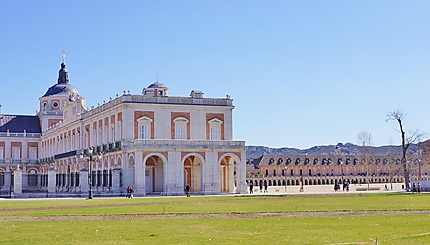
[412,183,417,193]
[264,182,268,193]
[249,182,253,194]
[185,184,191,197]
[259,183,263,193]
[418,182,421,193]
[126,186,133,198]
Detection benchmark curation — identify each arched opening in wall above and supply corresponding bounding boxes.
[268,180,272,186]
[287,180,291,186]
[219,155,237,193]
[254,180,258,186]
[27,169,38,188]
[330,179,334,185]
[259,179,263,187]
[304,179,308,185]
[144,155,165,194]
[295,179,299,185]
[183,155,203,194]
[321,179,325,185]
[273,180,277,186]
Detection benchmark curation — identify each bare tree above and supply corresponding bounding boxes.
[386,110,423,190]
[357,130,372,190]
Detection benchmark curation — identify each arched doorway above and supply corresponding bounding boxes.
[219,154,239,193]
[144,155,165,194]
[183,154,203,194]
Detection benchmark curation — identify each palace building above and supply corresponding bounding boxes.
[247,153,430,190]
[0,58,247,197]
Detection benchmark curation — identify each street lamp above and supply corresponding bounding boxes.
[284,167,288,192]
[80,147,102,199]
[334,144,343,183]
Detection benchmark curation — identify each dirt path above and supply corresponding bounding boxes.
[2,210,430,222]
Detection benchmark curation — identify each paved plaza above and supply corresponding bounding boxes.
[248,183,405,195]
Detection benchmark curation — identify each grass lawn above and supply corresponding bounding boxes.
[0,193,429,244]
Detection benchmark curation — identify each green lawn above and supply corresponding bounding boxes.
[0,193,429,245]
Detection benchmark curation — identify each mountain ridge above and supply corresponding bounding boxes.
[246,142,418,160]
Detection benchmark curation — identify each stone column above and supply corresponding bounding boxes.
[236,150,248,194]
[134,151,145,196]
[80,169,89,194]
[112,168,121,194]
[166,150,183,195]
[13,168,23,194]
[47,168,57,193]
[202,150,220,195]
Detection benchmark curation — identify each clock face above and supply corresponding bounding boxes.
[52,101,59,108]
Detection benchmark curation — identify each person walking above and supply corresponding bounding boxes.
[249,182,253,194]
[185,184,191,197]
[126,186,133,198]
[264,181,268,193]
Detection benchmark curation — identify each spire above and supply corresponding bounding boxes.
[57,51,69,84]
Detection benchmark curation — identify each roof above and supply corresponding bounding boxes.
[42,83,80,97]
[148,81,167,88]
[0,115,41,133]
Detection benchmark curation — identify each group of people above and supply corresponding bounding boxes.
[412,182,421,193]
[249,182,268,194]
[334,180,349,192]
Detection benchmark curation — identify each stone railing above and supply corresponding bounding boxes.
[0,132,41,138]
[82,94,233,119]
[129,139,245,149]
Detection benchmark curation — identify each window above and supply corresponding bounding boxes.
[0,148,3,161]
[29,148,37,160]
[137,116,153,139]
[208,118,222,140]
[28,169,38,187]
[173,117,188,140]
[139,125,151,139]
[12,148,20,162]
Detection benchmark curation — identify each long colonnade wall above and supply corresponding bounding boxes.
[246,154,429,186]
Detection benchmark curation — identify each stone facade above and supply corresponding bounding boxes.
[0,60,247,197]
[247,153,430,189]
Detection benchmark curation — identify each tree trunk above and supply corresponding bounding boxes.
[399,119,410,190]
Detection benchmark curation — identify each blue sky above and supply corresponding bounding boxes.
[0,1,429,149]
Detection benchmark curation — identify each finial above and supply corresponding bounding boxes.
[62,50,66,64]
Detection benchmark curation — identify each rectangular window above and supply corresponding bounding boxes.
[175,125,186,139]
[139,125,151,139]
[210,126,220,140]
[12,148,20,162]
[29,148,37,160]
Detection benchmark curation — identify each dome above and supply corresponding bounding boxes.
[41,61,80,99]
[148,81,167,88]
[42,83,80,98]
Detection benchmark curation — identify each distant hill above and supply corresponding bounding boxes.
[246,142,419,160]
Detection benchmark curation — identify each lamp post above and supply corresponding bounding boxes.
[284,167,288,192]
[80,147,102,199]
[334,144,343,183]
